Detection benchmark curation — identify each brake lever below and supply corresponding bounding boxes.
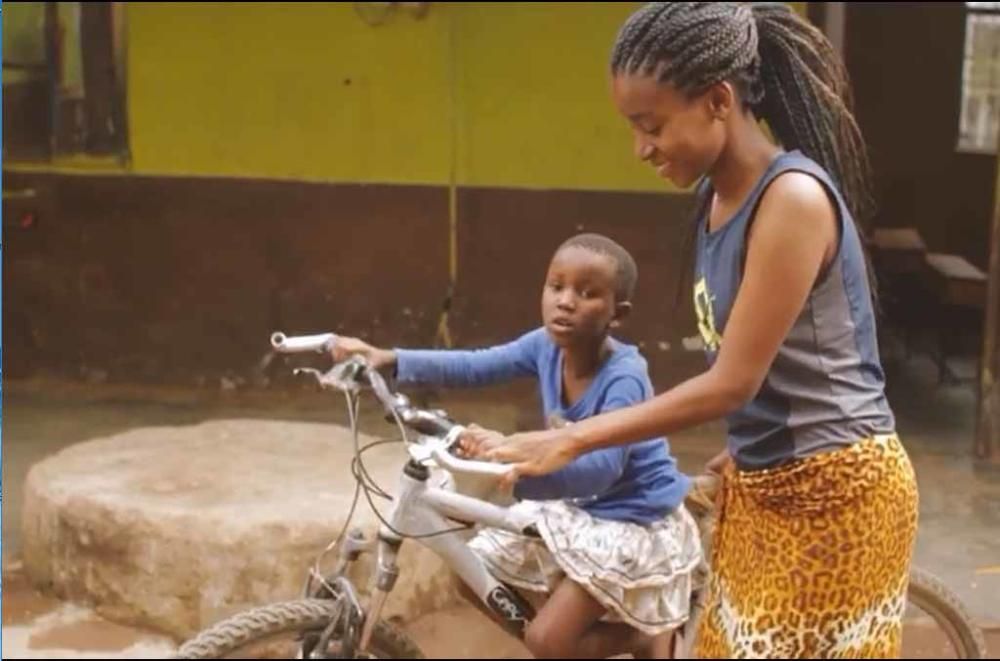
[292,366,326,385]
[293,358,366,393]
[294,358,454,442]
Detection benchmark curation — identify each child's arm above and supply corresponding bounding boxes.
[512,445,628,500]
[330,329,543,388]
[459,426,628,500]
[393,329,542,388]
[512,376,646,501]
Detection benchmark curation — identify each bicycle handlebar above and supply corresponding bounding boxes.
[271,331,337,354]
[273,331,512,478]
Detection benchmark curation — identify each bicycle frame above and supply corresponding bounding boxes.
[269,333,551,648]
[344,455,543,650]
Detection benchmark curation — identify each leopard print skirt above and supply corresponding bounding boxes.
[694,434,919,659]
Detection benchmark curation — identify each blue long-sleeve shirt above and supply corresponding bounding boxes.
[394,328,691,524]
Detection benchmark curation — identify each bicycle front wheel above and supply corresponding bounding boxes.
[175,598,424,659]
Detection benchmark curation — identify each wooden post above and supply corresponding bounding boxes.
[976,159,1000,462]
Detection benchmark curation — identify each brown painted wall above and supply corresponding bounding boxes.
[3,171,704,388]
[845,3,995,269]
[452,187,704,384]
[3,171,448,382]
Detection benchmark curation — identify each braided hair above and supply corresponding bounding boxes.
[611,3,877,298]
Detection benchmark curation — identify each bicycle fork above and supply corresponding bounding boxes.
[358,527,401,652]
[353,460,431,655]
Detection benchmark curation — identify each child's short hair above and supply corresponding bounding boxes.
[557,233,638,303]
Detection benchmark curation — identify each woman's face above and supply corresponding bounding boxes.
[611,73,728,189]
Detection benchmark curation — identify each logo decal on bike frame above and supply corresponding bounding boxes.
[487,586,534,636]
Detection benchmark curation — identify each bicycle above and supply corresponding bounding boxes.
[175,331,988,659]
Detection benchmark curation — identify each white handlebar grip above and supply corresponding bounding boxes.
[430,446,514,478]
[270,332,337,353]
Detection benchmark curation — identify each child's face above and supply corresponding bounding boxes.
[541,246,622,349]
[610,73,727,189]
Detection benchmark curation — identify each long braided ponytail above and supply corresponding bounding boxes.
[611,3,877,299]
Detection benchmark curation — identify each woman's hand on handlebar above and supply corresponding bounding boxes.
[330,335,397,371]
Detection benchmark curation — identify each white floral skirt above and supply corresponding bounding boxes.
[468,500,703,636]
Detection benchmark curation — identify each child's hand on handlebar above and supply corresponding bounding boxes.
[330,336,397,370]
[457,424,506,459]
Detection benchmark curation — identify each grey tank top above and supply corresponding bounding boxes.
[693,150,895,471]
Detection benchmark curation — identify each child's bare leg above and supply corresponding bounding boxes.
[577,622,657,658]
[631,630,677,659]
[454,573,675,658]
[525,578,650,659]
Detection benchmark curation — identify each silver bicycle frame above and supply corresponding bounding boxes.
[355,457,540,650]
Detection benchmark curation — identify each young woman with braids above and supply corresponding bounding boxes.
[464,3,918,657]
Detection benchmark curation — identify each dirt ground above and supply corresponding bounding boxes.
[3,561,997,658]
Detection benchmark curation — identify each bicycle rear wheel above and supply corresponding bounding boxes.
[903,566,987,659]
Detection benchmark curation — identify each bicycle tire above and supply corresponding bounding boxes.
[175,598,424,659]
[907,566,988,659]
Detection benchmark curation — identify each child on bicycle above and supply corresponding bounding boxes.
[330,233,700,658]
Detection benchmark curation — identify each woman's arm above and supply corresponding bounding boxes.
[484,172,839,484]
